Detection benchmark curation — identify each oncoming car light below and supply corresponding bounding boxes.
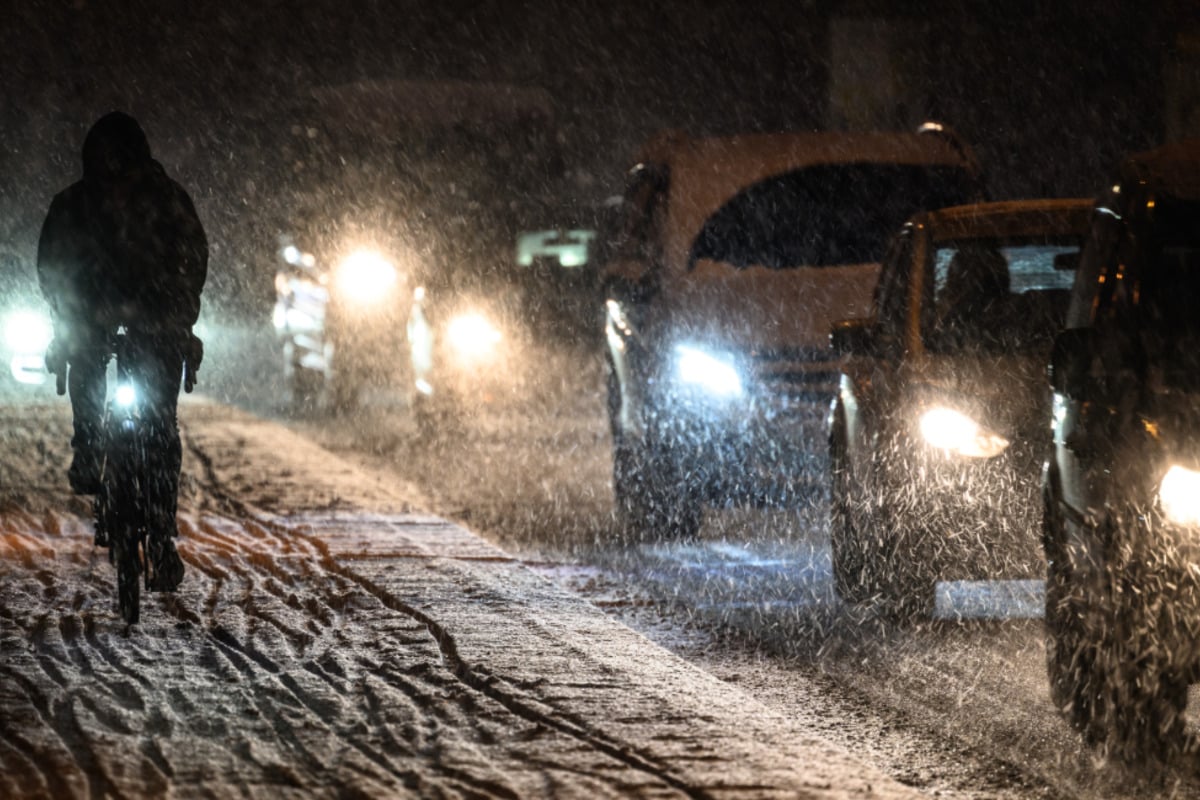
[446,312,502,361]
[674,344,743,398]
[4,309,53,353]
[1159,465,1200,527]
[335,250,398,304]
[919,406,1009,458]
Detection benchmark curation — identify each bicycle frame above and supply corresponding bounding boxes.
[94,330,149,625]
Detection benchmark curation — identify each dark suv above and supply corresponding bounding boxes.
[1043,139,1200,760]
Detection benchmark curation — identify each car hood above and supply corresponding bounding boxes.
[912,353,1052,440]
[663,259,879,355]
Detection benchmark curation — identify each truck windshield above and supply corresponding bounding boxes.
[689,163,976,269]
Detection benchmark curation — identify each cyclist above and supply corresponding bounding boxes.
[37,111,208,592]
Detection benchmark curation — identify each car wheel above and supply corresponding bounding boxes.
[829,429,870,604]
[612,430,701,541]
[1044,502,1188,762]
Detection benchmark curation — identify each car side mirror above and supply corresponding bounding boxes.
[1048,327,1093,396]
[830,318,878,357]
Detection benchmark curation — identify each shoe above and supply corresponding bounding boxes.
[68,449,102,495]
[148,538,185,592]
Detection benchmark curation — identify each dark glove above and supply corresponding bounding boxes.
[44,337,67,396]
[183,332,204,393]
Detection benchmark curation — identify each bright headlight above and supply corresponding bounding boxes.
[4,310,54,353]
[1159,465,1200,527]
[919,406,1009,458]
[674,344,743,398]
[446,312,502,360]
[335,250,398,304]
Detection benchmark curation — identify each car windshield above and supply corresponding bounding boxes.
[923,240,1079,354]
[689,163,976,269]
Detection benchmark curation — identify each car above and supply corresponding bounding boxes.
[601,125,984,539]
[406,272,525,430]
[0,253,54,390]
[272,228,411,412]
[1042,140,1200,761]
[827,198,1092,617]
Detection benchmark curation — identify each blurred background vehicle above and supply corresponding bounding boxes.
[268,79,595,419]
[1043,140,1200,761]
[272,220,411,412]
[828,198,1091,617]
[0,252,53,390]
[602,125,984,539]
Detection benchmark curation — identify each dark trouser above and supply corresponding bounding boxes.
[69,334,185,537]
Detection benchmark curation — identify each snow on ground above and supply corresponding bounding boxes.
[0,399,927,799]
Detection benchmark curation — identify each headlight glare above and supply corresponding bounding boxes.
[446,312,502,360]
[335,250,398,304]
[1159,465,1200,527]
[4,310,54,353]
[674,345,742,398]
[115,383,137,408]
[919,406,1009,458]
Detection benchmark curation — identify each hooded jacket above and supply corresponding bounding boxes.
[37,112,208,339]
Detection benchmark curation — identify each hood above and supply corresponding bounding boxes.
[665,259,879,354]
[915,353,1052,440]
[82,111,152,182]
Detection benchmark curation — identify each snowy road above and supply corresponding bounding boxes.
[268,344,1200,800]
[0,399,924,799]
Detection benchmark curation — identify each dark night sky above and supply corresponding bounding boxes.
[0,0,1193,312]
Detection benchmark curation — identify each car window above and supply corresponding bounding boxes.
[924,240,1080,354]
[688,163,975,270]
[1130,198,1200,385]
[875,228,913,335]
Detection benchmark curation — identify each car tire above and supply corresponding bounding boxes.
[612,430,701,542]
[829,429,871,604]
[1044,501,1188,762]
[831,437,934,618]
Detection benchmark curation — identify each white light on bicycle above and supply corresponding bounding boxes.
[115,384,136,407]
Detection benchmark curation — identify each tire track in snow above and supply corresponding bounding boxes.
[184,427,716,799]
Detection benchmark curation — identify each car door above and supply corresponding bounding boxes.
[843,225,916,477]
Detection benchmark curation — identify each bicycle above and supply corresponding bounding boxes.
[90,327,201,624]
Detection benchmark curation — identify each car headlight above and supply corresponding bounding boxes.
[1159,465,1200,527]
[674,344,743,398]
[4,310,54,353]
[918,406,1009,458]
[334,250,398,304]
[445,312,502,361]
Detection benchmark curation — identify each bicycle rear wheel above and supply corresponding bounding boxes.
[114,536,140,625]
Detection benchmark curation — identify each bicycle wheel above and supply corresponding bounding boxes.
[113,535,140,625]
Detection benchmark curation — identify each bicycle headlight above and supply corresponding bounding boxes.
[334,250,398,304]
[1159,465,1200,527]
[918,406,1009,459]
[115,383,137,408]
[674,344,743,398]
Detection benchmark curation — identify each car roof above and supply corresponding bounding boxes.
[920,198,1094,242]
[640,130,979,272]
